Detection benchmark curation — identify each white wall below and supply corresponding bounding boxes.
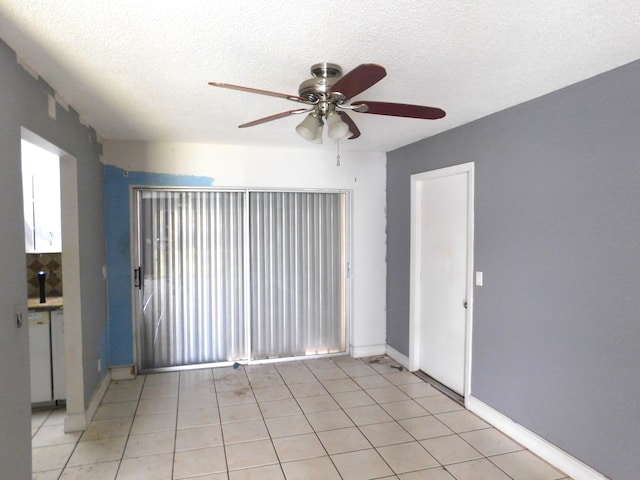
[103,140,387,357]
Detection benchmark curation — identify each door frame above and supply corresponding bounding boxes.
[130,186,353,371]
[408,162,475,400]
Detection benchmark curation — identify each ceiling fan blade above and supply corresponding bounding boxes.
[352,101,446,119]
[209,82,312,104]
[328,64,387,100]
[238,108,310,128]
[337,111,361,139]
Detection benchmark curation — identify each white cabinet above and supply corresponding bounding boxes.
[28,311,52,403]
[50,309,65,401]
[21,140,62,253]
[28,308,65,404]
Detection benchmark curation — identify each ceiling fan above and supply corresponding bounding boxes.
[209,63,445,143]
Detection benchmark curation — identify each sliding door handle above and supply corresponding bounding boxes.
[134,267,142,290]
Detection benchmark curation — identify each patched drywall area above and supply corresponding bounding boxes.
[105,165,215,365]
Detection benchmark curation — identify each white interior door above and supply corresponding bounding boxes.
[410,163,473,396]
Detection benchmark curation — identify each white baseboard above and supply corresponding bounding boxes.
[64,370,111,433]
[111,364,137,380]
[467,396,609,480]
[350,344,387,358]
[385,344,410,369]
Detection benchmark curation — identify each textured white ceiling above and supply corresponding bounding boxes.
[1,1,640,152]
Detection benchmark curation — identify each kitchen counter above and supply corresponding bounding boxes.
[28,296,63,311]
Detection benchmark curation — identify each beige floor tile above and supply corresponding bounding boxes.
[304,358,338,371]
[281,456,341,480]
[459,427,523,456]
[420,434,483,465]
[332,448,394,479]
[297,393,341,413]
[360,421,414,447]
[435,410,489,433]
[332,356,365,367]
[317,426,371,454]
[32,469,63,480]
[116,452,173,480]
[397,381,441,398]
[354,374,393,389]
[180,473,228,480]
[398,467,456,479]
[42,408,66,426]
[277,368,317,384]
[490,450,566,480]
[175,424,223,451]
[177,406,219,428]
[223,419,269,444]
[305,409,355,431]
[366,385,411,404]
[216,387,257,406]
[265,414,314,438]
[144,372,179,386]
[135,396,177,415]
[130,411,177,435]
[178,390,217,411]
[229,464,285,480]
[287,381,327,397]
[140,383,179,399]
[32,410,51,429]
[32,443,76,472]
[321,378,361,393]
[399,415,454,440]
[273,432,326,462]
[32,424,82,447]
[80,418,133,441]
[214,375,251,392]
[173,446,227,478]
[378,441,440,474]
[102,387,142,404]
[332,389,376,408]
[219,403,262,424]
[259,398,302,418]
[67,436,127,467]
[416,394,465,414]
[445,458,512,480]
[247,372,286,388]
[252,385,292,402]
[93,401,138,421]
[383,371,424,386]
[312,367,349,381]
[340,363,378,377]
[225,439,278,471]
[344,404,394,426]
[123,430,175,458]
[58,461,120,480]
[381,399,430,420]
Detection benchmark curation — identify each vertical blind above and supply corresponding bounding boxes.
[249,192,346,360]
[136,188,346,371]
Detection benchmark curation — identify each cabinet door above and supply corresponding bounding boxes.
[21,140,62,253]
[50,309,65,400]
[29,312,52,403]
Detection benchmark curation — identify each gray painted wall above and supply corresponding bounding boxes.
[0,39,107,478]
[387,60,640,479]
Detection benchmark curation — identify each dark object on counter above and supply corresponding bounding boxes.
[38,270,46,303]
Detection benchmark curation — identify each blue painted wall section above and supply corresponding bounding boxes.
[104,165,214,366]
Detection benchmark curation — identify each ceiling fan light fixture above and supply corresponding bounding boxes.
[326,112,350,140]
[296,113,323,141]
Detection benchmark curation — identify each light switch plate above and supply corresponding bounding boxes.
[475,271,483,286]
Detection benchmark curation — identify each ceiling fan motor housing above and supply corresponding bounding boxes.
[298,62,345,104]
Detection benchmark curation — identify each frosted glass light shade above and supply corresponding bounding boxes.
[327,113,349,139]
[296,114,322,141]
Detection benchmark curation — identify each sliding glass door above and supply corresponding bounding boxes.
[133,188,348,371]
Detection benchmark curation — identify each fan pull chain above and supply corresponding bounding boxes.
[336,139,341,167]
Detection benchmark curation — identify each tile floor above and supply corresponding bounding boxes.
[31,355,573,479]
